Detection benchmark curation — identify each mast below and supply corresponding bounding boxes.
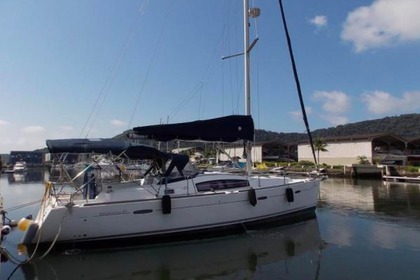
[244,0,260,175]
[244,0,251,116]
[223,0,258,175]
[244,0,252,175]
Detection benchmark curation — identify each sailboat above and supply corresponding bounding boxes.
[20,0,320,250]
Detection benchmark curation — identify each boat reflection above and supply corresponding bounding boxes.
[7,170,45,184]
[20,218,324,280]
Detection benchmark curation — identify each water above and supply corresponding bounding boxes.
[1,171,420,279]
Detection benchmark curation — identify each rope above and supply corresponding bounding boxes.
[3,199,43,212]
[39,209,67,260]
[0,183,52,274]
[127,0,175,129]
[81,1,151,138]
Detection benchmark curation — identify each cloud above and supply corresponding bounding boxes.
[290,107,312,119]
[313,91,351,114]
[110,119,126,127]
[312,91,350,126]
[22,126,46,133]
[321,115,349,126]
[361,90,420,115]
[341,0,420,52]
[310,15,328,29]
[0,120,10,127]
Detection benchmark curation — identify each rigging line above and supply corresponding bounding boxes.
[3,199,43,212]
[254,37,261,132]
[278,0,318,166]
[251,0,260,37]
[169,23,226,120]
[127,0,175,130]
[169,82,204,119]
[81,0,151,138]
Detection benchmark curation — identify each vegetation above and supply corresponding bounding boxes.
[357,155,370,164]
[313,137,328,165]
[253,113,420,144]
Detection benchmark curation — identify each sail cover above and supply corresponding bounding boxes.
[133,115,254,142]
[46,138,170,160]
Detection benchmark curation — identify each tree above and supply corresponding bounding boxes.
[357,155,370,164]
[313,137,328,165]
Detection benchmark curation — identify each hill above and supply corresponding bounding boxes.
[255,113,420,144]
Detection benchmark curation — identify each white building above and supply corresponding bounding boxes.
[298,134,407,166]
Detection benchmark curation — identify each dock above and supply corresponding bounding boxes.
[382,175,420,183]
[382,165,420,183]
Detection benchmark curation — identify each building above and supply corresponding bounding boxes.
[218,140,296,164]
[9,151,43,166]
[298,134,408,166]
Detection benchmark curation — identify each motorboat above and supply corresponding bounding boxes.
[12,161,27,173]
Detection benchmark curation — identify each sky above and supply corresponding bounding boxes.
[1,0,420,153]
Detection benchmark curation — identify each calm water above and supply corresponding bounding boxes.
[1,170,420,279]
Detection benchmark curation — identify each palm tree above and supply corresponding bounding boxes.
[313,137,328,166]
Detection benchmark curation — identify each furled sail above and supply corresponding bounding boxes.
[132,115,254,142]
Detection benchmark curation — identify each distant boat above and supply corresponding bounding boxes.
[12,161,27,173]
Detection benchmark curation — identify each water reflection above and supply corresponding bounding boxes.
[7,169,46,184]
[20,219,323,280]
[318,178,420,253]
[319,178,420,221]
[4,177,420,279]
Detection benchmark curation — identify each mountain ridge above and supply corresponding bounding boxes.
[255,113,420,144]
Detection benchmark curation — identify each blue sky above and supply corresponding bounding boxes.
[1,0,419,153]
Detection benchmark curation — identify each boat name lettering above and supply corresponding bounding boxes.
[98,210,129,216]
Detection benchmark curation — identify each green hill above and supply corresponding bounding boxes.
[255,113,420,144]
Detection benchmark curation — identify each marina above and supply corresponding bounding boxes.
[1,172,420,279]
[1,0,419,278]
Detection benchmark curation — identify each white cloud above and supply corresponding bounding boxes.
[290,107,312,119]
[321,115,349,126]
[0,120,10,127]
[312,91,350,126]
[341,0,420,52]
[361,90,420,115]
[310,15,328,29]
[110,119,126,127]
[22,126,46,134]
[313,91,351,114]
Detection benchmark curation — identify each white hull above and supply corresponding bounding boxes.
[23,173,319,247]
[13,161,27,173]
